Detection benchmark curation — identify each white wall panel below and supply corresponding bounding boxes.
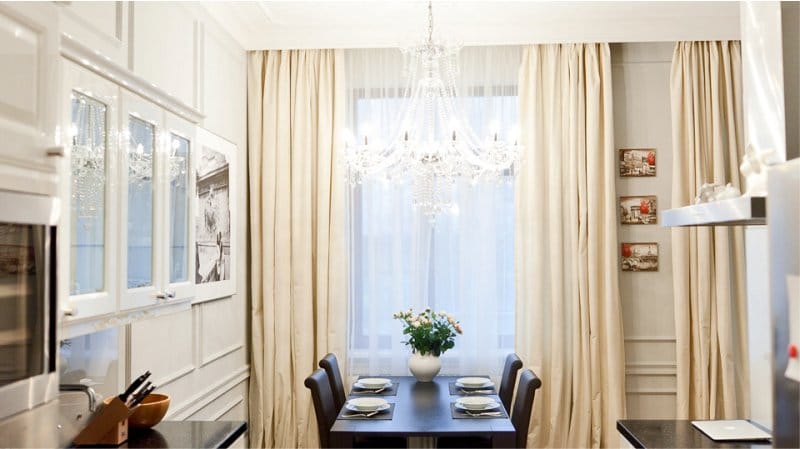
[200,296,245,367]
[57,1,127,66]
[612,42,677,419]
[130,308,195,387]
[131,2,197,108]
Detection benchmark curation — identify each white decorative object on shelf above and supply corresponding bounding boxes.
[342,1,521,218]
[740,144,779,196]
[694,183,742,204]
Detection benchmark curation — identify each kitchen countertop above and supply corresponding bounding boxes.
[122,421,246,448]
[617,420,771,449]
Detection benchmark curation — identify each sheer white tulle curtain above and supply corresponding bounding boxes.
[344,46,522,378]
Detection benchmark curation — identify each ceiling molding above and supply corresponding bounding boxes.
[205,1,741,50]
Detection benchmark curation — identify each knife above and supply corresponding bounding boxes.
[119,370,151,402]
[129,384,157,408]
[127,381,152,406]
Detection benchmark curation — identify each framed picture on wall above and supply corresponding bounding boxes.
[619,195,658,224]
[619,148,656,177]
[194,128,237,302]
[621,242,659,272]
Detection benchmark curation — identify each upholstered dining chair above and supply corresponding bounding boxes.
[438,368,542,449]
[304,369,338,448]
[498,353,523,412]
[305,368,407,449]
[319,353,347,411]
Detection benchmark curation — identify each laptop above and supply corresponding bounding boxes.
[691,420,772,442]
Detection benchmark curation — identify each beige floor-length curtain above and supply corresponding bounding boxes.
[670,41,749,420]
[516,43,626,448]
[247,49,348,448]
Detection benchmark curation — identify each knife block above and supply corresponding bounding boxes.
[73,397,134,446]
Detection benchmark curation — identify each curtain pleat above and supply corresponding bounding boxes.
[516,43,626,448]
[247,49,347,449]
[669,41,749,420]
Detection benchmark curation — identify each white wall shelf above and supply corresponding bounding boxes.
[661,196,766,227]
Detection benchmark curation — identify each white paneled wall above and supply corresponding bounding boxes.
[612,42,678,419]
[55,0,249,436]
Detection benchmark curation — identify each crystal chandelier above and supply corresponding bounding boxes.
[70,93,106,220]
[343,1,522,217]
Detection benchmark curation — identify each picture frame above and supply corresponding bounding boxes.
[193,128,237,303]
[621,242,659,272]
[619,148,656,177]
[619,195,657,225]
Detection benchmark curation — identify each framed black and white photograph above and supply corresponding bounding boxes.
[621,242,659,272]
[619,148,656,177]
[619,195,657,225]
[194,128,237,302]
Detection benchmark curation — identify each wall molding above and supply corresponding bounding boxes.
[61,34,205,124]
[157,364,196,388]
[627,388,678,395]
[206,395,244,421]
[624,336,677,342]
[168,364,250,420]
[201,343,243,368]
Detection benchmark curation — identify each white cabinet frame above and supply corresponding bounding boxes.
[60,60,121,321]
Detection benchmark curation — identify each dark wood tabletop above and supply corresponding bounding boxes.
[330,376,515,448]
[617,420,772,448]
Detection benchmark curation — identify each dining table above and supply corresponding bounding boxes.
[329,375,516,448]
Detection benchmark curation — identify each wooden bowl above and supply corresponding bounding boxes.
[128,393,170,428]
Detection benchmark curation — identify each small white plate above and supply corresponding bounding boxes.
[455,399,500,412]
[455,380,495,389]
[358,378,392,389]
[354,381,392,390]
[345,401,391,413]
[347,397,389,411]
[456,377,492,388]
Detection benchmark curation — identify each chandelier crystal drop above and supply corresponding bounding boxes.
[70,93,106,221]
[343,1,522,218]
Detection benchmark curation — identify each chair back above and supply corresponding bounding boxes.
[498,353,523,411]
[319,353,347,411]
[304,369,338,448]
[510,369,542,449]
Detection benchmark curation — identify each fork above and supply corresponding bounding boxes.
[459,389,493,395]
[344,410,380,418]
[464,410,502,417]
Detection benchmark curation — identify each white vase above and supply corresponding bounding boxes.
[408,352,441,382]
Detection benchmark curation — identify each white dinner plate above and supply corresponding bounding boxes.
[357,377,392,389]
[347,397,389,411]
[345,400,390,413]
[455,398,500,411]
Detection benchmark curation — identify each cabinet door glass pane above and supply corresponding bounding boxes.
[69,93,106,295]
[169,134,189,283]
[127,116,154,289]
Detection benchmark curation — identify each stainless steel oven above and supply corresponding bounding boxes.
[0,190,59,420]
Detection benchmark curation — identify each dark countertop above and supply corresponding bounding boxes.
[617,420,771,449]
[123,421,247,448]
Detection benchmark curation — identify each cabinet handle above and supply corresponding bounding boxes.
[62,306,77,317]
[155,292,168,300]
[46,146,66,157]
[166,291,176,298]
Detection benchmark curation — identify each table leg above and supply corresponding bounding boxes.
[330,433,354,448]
[492,431,515,448]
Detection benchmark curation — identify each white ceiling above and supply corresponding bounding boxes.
[202,1,741,51]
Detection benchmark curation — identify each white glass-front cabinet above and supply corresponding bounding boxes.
[162,113,196,302]
[120,92,195,310]
[61,66,195,328]
[61,61,119,321]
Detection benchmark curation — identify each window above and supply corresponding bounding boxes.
[345,46,521,377]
